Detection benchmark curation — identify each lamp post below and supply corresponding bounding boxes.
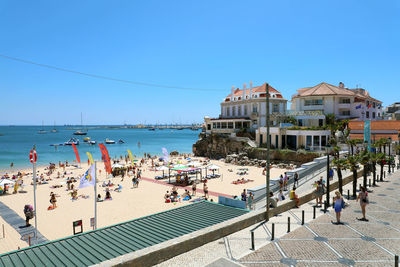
[266,83,270,221]
[388,137,392,173]
[326,144,331,207]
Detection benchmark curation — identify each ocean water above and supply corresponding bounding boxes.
[0,126,200,170]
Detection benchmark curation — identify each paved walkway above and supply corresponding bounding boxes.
[240,165,400,266]
[157,160,400,267]
[0,201,48,247]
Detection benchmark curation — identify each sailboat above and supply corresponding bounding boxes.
[51,121,58,133]
[73,113,87,135]
[38,121,47,134]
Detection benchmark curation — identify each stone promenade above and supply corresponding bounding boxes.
[240,167,400,266]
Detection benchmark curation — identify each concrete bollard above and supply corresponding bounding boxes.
[313,206,316,219]
[395,255,399,267]
[287,217,291,233]
[271,223,275,241]
[377,174,379,181]
[384,171,386,178]
[251,231,255,250]
[347,189,350,200]
[359,184,361,191]
[369,179,371,187]
[324,201,327,213]
[302,210,305,225]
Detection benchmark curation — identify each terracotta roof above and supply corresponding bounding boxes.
[292,82,382,103]
[348,121,400,131]
[227,83,283,98]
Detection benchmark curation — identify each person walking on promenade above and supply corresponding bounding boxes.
[290,186,300,208]
[332,191,345,224]
[248,192,254,210]
[357,186,369,221]
[284,172,288,191]
[241,189,247,202]
[203,183,209,199]
[294,172,299,187]
[24,204,34,227]
[279,175,284,190]
[50,192,57,209]
[315,180,324,207]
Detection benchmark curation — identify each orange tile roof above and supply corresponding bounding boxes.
[348,121,400,141]
[226,83,283,98]
[292,82,382,103]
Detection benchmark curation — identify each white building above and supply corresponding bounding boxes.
[204,82,287,134]
[291,82,383,121]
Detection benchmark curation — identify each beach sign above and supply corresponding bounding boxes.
[73,220,83,235]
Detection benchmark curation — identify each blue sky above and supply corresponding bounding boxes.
[0,0,399,125]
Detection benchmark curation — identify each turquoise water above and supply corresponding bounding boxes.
[0,126,200,170]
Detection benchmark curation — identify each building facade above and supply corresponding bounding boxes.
[291,82,383,122]
[204,82,287,134]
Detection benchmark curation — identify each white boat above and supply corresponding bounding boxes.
[105,138,115,144]
[38,121,47,134]
[64,138,79,146]
[51,121,58,133]
[73,113,87,135]
[89,140,97,145]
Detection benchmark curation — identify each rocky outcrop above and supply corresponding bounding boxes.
[193,133,250,159]
[193,133,320,166]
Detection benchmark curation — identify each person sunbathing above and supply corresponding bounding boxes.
[114,184,122,192]
[105,191,112,200]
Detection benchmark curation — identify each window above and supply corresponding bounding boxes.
[252,105,257,113]
[221,122,227,129]
[339,98,351,104]
[304,99,323,106]
[313,136,320,147]
[373,102,376,108]
[321,136,327,146]
[366,112,369,118]
[378,113,380,117]
[212,123,216,129]
[232,106,236,116]
[372,112,375,119]
[298,119,303,126]
[226,107,230,117]
[238,106,241,116]
[207,124,211,130]
[319,119,324,126]
[306,136,312,148]
[341,110,350,116]
[228,122,234,129]
[273,103,279,113]
[244,105,248,115]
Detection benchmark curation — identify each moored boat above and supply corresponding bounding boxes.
[64,137,79,145]
[105,138,115,144]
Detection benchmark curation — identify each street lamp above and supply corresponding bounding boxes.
[265,83,270,221]
[388,137,392,173]
[326,144,331,207]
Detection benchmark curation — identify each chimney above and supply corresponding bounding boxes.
[231,86,235,101]
[249,81,253,99]
[242,83,246,100]
[339,82,344,88]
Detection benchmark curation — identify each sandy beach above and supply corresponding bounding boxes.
[0,155,288,254]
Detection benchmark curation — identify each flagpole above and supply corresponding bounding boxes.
[94,161,97,230]
[32,146,38,240]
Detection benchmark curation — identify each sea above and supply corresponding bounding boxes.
[0,126,201,170]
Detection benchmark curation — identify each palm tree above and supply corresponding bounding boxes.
[347,154,359,198]
[346,139,362,156]
[377,153,386,182]
[359,150,370,189]
[332,157,347,194]
[369,152,378,186]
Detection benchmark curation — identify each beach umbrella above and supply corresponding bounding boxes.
[0,179,15,187]
[207,164,220,176]
[157,166,169,177]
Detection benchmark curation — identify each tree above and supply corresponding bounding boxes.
[369,152,378,186]
[377,153,386,182]
[347,154,359,198]
[346,139,362,156]
[332,157,347,194]
[359,150,370,189]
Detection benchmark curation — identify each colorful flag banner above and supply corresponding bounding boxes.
[355,104,362,109]
[71,143,81,163]
[86,152,95,165]
[79,164,96,188]
[364,120,371,151]
[162,147,169,164]
[127,149,134,165]
[99,144,112,174]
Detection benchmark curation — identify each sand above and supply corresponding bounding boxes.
[0,156,288,254]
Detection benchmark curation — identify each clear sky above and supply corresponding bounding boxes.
[1,0,399,125]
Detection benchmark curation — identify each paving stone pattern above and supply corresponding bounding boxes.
[240,167,400,266]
